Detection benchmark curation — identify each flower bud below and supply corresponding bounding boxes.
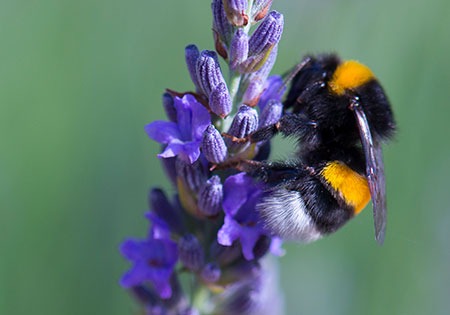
[160,156,177,186]
[209,82,232,118]
[229,29,249,71]
[148,188,184,235]
[212,0,233,58]
[185,45,201,90]
[202,125,228,164]
[259,99,282,128]
[247,11,283,72]
[223,0,248,26]
[251,0,273,22]
[198,175,223,217]
[176,158,207,194]
[196,50,226,98]
[257,75,285,112]
[226,105,259,152]
[162,92,177,123]
[245,45,278,88]
[200,263,221,283]
[178,234,205,271]
[242,78,264,107]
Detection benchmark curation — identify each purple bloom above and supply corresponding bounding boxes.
[120,237,178,299]
[145,94,211,164]
[217,173,267,260]
[257,75,285,112]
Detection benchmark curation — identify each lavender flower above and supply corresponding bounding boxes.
[122,1,287,314]
[120,237,178,299]
[145,94,211,164]
[218,173,267,260]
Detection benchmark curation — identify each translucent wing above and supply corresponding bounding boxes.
[352,101,387,245]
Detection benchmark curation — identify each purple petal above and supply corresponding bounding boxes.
[258,75,285,111]
[174,96,193,141]
[120,239,144,261]
[145,121,181,144]
[182,141,202,164]
[120,265,144,288]
[269,237,285,256]
[223,173,253,216]
[151,276,173,299]
[158,140,185,159]
[217,215,241,246]
[239,227,262,260]
[188,96,211,140]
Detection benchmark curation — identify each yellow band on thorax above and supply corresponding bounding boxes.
[328,60,375,95]
[321,161,371,214]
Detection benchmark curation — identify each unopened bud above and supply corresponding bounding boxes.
[251,0,273,22]
[178,234,205,271]
[201,263,221,283]
[185,45,201,90]
[209,82,232,118]
[248,11,283,56]
[202,125,228,164]
[196,50,226,98]
[259,99,282,128]
[229,29,249,71]
[198,175,223,217]
[223,0,248,26]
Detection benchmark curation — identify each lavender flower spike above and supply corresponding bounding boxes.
[145,94,211,164]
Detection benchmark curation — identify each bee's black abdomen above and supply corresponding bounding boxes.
[288,172,353,234]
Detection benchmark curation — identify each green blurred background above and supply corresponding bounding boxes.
[1,0,450,314]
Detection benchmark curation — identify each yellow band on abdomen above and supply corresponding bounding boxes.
[321,161,371,214]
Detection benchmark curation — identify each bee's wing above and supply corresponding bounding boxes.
[352,103,387,245]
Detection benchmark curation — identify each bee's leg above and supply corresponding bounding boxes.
[223,113,317,144]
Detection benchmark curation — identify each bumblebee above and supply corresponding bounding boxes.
[236,54,396,244]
